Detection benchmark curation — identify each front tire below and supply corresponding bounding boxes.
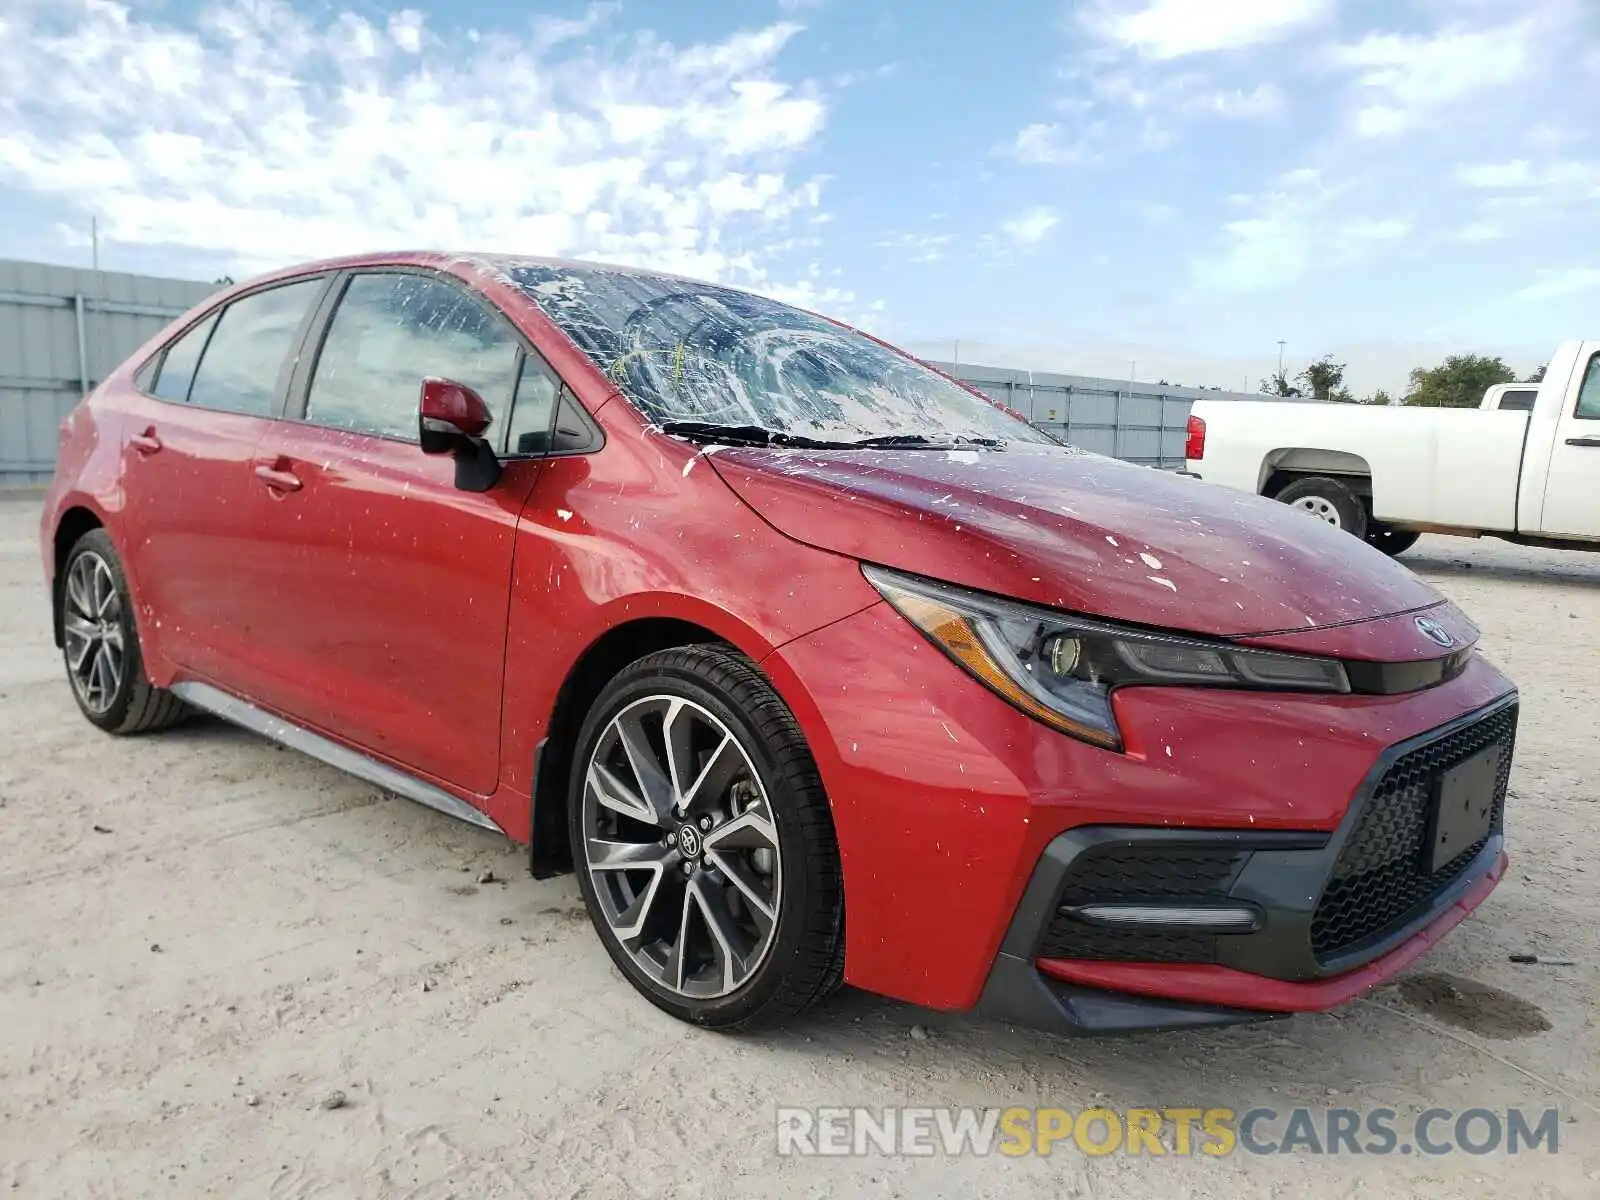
[59,529,189,734]
[1273,476,1369,539]
[568,645,844,1030]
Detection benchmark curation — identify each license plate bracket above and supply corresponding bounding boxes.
[1426,746,1501,874]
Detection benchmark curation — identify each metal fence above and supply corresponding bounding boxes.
[0,260,219,485]
[925,361,1262,469]
[0,256,1267,484]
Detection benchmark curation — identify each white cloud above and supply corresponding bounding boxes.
[1454,222,1506,243]
[1004,122,1093,166]
[0,0,835,294]
[1515,268,1600,302]
[1333,21,1535,138]
[1189,82,1286,119]
[1000,207,1061,246]
[1197,169,1420,293]
[1459,159,1600,189]
[1086,0,1331,60]
[1340,217,1412,242]
[876,231,953,263]
[386,9,425,54]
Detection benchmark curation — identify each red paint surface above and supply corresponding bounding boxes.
[40,250,1516,1019]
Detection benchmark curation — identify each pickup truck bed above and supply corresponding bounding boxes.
[1185,340,1600,554]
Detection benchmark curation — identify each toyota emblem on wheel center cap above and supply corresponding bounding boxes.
[1415,615,1455,648]
[676,824,703,858]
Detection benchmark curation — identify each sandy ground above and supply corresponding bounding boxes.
[1,492,1597,1198]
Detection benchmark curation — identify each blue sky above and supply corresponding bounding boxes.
[2,0,1597,392]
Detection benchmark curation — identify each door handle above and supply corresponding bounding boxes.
[1565,436,1600,447]
[130,428,162,455]
[254,464,303,492]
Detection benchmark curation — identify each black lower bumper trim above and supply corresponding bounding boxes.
[976,949,1282,1034]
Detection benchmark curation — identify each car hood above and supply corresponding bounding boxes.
[709,442,1447,641]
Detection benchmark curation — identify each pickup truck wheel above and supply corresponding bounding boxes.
[1273,477,1368,539]
[1366,523,1421,557]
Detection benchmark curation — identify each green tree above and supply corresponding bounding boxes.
[1528,364,1547,383]
[1259,370,1303,397]
[1368,388,1394,406]
[1404,355,1517,408]
[1298,355,1348,402]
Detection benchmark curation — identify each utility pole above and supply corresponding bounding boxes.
[1276,340,1286,379]
[952,339,960,370]
[91,216,99,271]
[1129,359,1136,382]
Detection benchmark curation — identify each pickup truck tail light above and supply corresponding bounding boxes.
[1185,414,1206,461]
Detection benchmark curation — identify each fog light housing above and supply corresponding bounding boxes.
[1064,903,1262,932]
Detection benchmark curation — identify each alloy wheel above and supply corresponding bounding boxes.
[580,695,783,1000]
[63,551,125,715]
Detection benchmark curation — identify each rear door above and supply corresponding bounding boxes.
[243,270,565,792]
[1537,349,1600,538]
[121,276,330,685]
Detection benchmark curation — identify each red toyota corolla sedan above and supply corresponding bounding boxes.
[41,252,1517,1033]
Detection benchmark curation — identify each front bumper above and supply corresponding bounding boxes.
[974,694,1516,1034]
[765,600,1520,1018]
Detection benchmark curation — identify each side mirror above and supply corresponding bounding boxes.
[418,377,501,493]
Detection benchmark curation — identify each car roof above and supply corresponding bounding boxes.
[244,250,746,297]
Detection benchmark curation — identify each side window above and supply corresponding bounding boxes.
[1577,355,1600,420]
[148,313,218,403]
[305,273,520,441]
[506,357,561,454]
[1498,389,1536,412]
[188,280,325,417]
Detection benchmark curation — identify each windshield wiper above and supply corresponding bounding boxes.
[659,422,1007,451]
[658,421,846,449]
[847,434,1005,449]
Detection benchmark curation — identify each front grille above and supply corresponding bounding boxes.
[1310,702,1517,962]
[1036,842,1248,964]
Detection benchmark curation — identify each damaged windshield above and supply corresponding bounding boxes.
[505,263,1051,446]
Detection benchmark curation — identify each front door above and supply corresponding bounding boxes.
[244,271,563,793]
[1538,348,1600,539]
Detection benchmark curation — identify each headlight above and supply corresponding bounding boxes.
[863,565,1350,752]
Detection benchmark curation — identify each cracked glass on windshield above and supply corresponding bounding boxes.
[506,263,1051,446]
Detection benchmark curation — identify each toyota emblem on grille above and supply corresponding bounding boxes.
[1415,616,1454,648]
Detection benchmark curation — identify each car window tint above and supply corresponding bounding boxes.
[506,357,561,454]
[306,273,521,441]
[1498,390,1536,412]
[1578,355,1600,420]
[188,281,324,416]
[150,313,218,403]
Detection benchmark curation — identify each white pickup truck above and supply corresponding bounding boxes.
[1184,340,1600,556]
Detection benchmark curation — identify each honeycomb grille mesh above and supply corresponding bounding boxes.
[1310,703,1516,962]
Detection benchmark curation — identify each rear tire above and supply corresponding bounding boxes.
[1365,523,1421,557]
[568,644,844,1030]
[1273,476,1369,540]
[59,529,189,735]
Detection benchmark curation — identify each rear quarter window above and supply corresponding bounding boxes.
[146,313,219,403]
